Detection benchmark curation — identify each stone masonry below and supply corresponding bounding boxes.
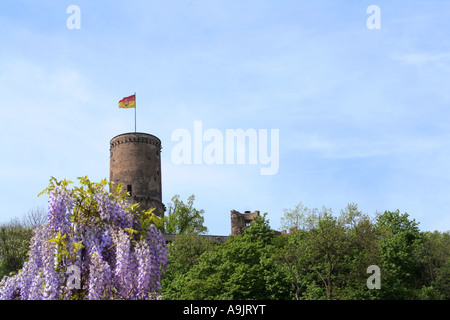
[110,132,165,216]
[230,210,260,236]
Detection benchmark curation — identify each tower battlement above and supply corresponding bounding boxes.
[110,132,162,149]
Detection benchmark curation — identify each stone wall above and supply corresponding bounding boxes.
[230,210,260,236]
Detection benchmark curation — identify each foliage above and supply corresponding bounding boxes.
[0,176,168,300]
[1,185,448,300]
[164,194,208,235]
[163,202,449,300]
[162,233,214,300]
[278,209,354,299]
[374,210,421,299]
[280,202,332,232]
[164,214,292,300]
[0,207,47,279]
[0,224,33,280]
[412,230,450,299]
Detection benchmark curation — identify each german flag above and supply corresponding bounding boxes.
[118,94,136,108]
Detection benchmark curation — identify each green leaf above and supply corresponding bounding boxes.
[125,228,138,235]
[73,241,84,253]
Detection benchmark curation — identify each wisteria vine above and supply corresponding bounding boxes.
[0,177,168,300]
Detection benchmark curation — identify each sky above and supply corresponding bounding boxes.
[0,0,449,235]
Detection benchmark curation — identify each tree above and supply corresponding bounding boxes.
[280,202,331,232]
[0,207,48,279]
[0,177,168,300]
[173,214,292,300]
[162,233,213,300]
[375,210,421,299]
[0,223,33,279]
[337,204,380,299]
[413,230,450,299]
[278,203,381,300]
[295,212,349,299]
[22,206,47,228]
[164,195,208,235]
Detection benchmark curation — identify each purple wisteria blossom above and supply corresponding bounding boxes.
[48,187,73,235]
[0,177,168,300]
[87,245,113,300]
[113,228,136,299]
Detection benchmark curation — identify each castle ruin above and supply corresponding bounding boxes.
[230,210,260,236]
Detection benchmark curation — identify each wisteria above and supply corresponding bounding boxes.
[113,228,135,299]
[135,225,168,299]
[87,245,113,300]
[47,186,73,235]
[0,177,168,300]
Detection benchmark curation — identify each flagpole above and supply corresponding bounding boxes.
[134,92,136,133]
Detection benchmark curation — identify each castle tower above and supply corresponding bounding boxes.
[110,132,165,217]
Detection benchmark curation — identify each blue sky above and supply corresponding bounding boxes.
[0,1,449,235]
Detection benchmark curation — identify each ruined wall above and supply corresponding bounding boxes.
[230,210,260,236]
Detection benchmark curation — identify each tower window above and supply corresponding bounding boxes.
[127,184,132,196]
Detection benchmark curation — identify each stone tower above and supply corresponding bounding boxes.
[110,132,165,217]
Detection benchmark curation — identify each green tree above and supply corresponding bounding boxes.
[337,203,380,299]
[278,203,381,300]
[0,223,33,279]
[282,211,352,299]
[280,202,331,232]
[413,230,450,299]
[164,195,208,235]
[174,214,292,300]
[0,207,47,278]
[162,234,214,299]
[375,210,421,299]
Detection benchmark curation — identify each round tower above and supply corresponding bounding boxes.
[110,132,165,217]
